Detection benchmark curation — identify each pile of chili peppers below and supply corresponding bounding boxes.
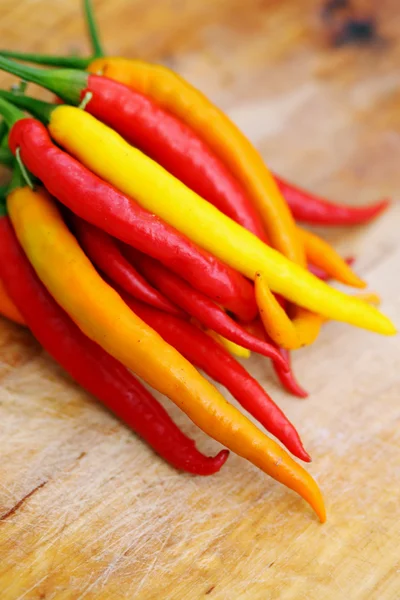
[0,0,395,522]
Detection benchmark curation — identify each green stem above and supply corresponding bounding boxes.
[0,50,91,69]
[83,0,104,58]
[0,90,55,124]
[0,56,88,105]
[15,148,33,189]
[0,96,25,128]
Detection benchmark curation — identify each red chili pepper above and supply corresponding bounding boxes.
[0,65,269,242]
[244,319,308,398]
[84,76,270,242]
[119,293,309,462]
[0,212,228,475]
[275,175,390,226]
[72,215,183,317]
[126,248,288,371]
[275,348,308,399]
[8,118,257,322]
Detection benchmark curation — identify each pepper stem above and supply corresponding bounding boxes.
[78,91,93,111]
[83,0,104,58]
[0,90,56,124]
[0,50,91,69]
[0,56,87,105]
[15,148,33,189]
[0,96,25,128]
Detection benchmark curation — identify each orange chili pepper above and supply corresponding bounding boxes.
[298,228,366,289]
[256,272,381,350]
[6,180,326,522]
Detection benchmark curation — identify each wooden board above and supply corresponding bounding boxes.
[0,1,400,598]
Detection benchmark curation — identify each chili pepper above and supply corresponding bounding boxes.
[116,292,310,462]
[0,276,25,324]
[0,133,357,291]
[275,348,308,399]
[5,181,325,522]
[124,247,288,371]
[308,257,354,282]
[298,228,365,288]
[0,103,256,323]
[0,118,355,346]
[3,93,390,336]
[0,191,228,475]
[83,76,268,241]
[0,55,302,262]
[245,318,308,398]
[0,59,269,243]
[275,175,390,226]
[0,93,394,336]
[72,216,184,317]
[255,271,382,350]
[255,272,327,350]
[207,331,251,359]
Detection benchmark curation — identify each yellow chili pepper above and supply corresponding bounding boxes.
[87,57,305,265]
[7,184,326,521]
[46,106,395,336]
[256,271,383,350]
[206,330,251,359]
[255,274,324,350]
[0,278,25,325]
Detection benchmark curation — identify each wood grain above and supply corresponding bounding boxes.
[0,1,399,598]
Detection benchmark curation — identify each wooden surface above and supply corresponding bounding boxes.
[0,1,400,598]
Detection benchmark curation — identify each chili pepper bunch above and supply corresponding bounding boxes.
[0,0,395,522]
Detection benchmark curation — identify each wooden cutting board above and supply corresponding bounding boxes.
[0,1,399,598]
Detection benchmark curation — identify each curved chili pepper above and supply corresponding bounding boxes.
[275,175,390,226]
[1,71,388,335]
[245,319,308,398]
[6,182,325,521]
[72,216,183,317]
[0,124,355,291]
[255,273,327,350]
[12,59,362,336]
[6,99,389,335]
[124,247,288,371]
[0,94,394,336]
[119,294,310,462]
[275,348,308,399]
[0,55,301,262]
[0,107,256,322]
[0,197,228,475]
